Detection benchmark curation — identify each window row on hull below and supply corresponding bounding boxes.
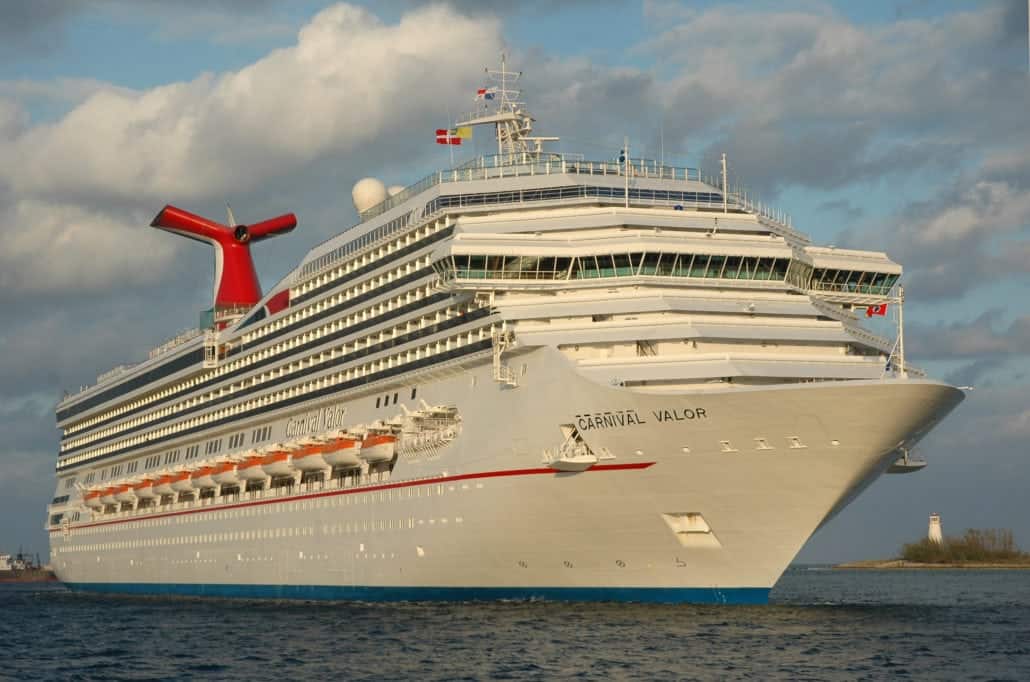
[58,224,454,426]
[810,268,900,295]
[422,185,724,217]
[65,287,453,440]
[436,252,900,296]
[60,302,486,456]
[64,258,439,437]
[56,330,496,471]
[438,253,792,283]
[296,182,729,297]
[296,210,419,282]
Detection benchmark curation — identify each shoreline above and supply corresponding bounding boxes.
[834,559,1030,570]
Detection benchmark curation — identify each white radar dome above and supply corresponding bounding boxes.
[352,177,388,214]
[387,185,405,197]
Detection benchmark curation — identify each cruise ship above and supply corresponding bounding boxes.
[46,62,964,603]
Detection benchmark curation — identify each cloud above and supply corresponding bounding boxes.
[911,311,1030,360]
[0,4,501,300]
[817,198,864,222]
[0,78,132,107]
[0,0,78,52]
[5,5,499,203]
[907,310,1030,386]
[843,146,1030,300]
[400,0,617,16]
[632,3,1030,196]
[0,199,180,298]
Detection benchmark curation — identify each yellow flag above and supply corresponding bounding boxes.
[454,126,473,139]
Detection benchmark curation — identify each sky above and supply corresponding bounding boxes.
[0,0,1027,564]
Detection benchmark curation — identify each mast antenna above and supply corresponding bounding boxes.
[454,54,557,160]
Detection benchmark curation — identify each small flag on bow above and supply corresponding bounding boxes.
[865,303,888,317]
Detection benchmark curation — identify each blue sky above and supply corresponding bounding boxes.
[0,0,1028,564]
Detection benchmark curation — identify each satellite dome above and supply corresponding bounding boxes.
[352,178,388,214]
[387,185,405,197]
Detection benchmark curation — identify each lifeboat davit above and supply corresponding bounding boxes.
[191,466,217,489]
[99,487,117,506]
[211,461,240,485]
[170,471,194,492]
[323,435,362,468]
[261,449,294,477]
[238,456,268,481]
[133,479,157,499]
[152,475,175,496]
[360,433,397,463]
[83,490,104,509]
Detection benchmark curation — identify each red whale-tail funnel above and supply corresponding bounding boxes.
[150,204,297,311]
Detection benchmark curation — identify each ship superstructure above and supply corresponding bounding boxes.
[46,61,963,603]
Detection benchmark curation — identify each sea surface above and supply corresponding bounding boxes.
[1,567,1028,681]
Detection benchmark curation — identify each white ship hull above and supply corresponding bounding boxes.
[49,348,962,603]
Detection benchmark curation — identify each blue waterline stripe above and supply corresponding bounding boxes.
[63,582,769,605]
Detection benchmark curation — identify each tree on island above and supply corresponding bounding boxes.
[901,528,1030,564]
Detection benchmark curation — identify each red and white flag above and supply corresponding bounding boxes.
[866,303,888,317]
[435,128,462,145]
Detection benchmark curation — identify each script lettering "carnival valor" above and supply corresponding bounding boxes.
[285,404,348,437]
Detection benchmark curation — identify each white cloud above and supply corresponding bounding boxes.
[0,3,501,298]
[5,4,499,203]
[0,199,179,297]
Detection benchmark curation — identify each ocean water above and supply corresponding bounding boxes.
[2,567,1028,681]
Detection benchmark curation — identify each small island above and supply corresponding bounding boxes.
[836,524,1030,570]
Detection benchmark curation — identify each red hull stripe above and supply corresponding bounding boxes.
[50,462,655,533]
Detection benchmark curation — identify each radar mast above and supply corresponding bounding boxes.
[456,54,558,160]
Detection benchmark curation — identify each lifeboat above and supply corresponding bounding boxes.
[191,466,217,489]
[211,461,240,485]
[83,490,104,509]
[152,474,175,496]
[291,442,328,472]
[322,435,362,468]
[112,484,135,503]
[99,487,117,506]
[169,471,194,492]
[133,479,157,499]
[360,433,397,463]
[261,448,294,477]
[238,456,269,481]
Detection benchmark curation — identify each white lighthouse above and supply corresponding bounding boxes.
[928,513,943,544]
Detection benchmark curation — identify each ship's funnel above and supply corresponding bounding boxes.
[150,204,297,311]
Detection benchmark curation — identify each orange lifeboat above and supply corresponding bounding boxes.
[211,460,240,485]
[133,479,157,499]
[83,490,104,509]
[261,449,294,477]
[191,466,217,489]
[113,483,136,503]
[99,487,117,505]
[238,455,268,481]
[169,470,194,493]
[291,443,328,472]
[360,433,397,463]
[323,436,362,468]
[152,474,175,496]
